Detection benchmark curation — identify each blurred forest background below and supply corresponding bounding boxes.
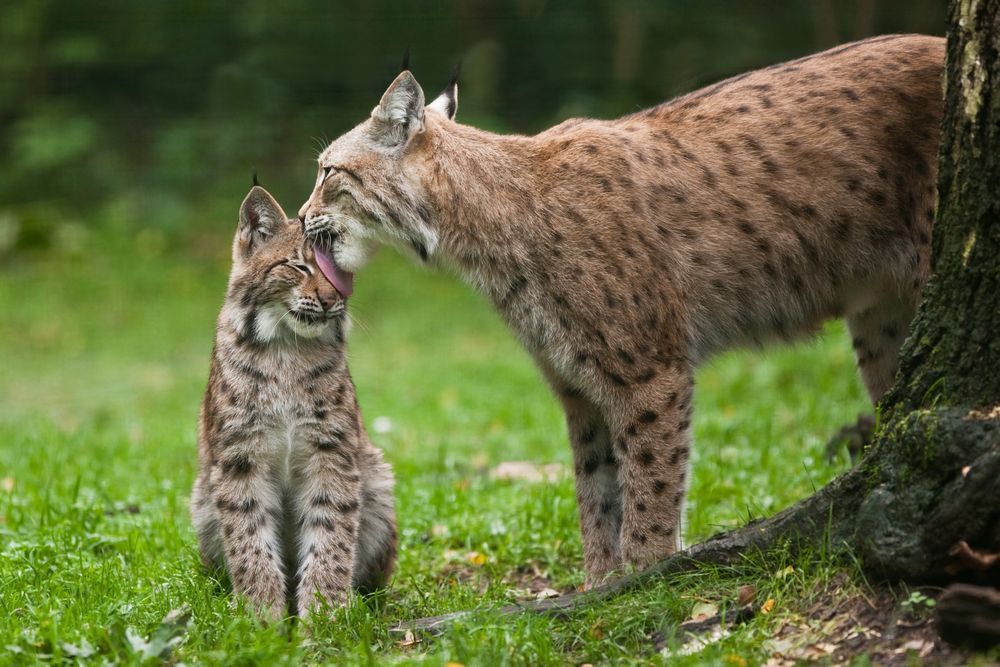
[1,0,945,254]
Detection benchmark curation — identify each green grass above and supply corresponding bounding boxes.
[0,221,876,665]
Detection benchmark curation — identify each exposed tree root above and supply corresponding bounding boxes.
[392,409,999,636]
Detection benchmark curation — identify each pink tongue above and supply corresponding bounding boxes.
[313,246,354,298]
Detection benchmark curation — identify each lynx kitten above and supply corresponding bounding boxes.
[192,185,396,618]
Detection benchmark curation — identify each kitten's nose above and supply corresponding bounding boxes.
[315,283,340,311]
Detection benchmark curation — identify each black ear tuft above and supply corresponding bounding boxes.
[427,62,460,121]
[237,186,288,259]
[401,47,411,73]
[252,169,260,187]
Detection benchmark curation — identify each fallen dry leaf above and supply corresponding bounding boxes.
[804,642,837,657]
[896,638,934,657]
[662,626,730,658]
[689,601,719,622]
[738,584,757,606]
[1,477,13,492]
[490,461,567,483]
[396,630,421,648]
[535,587,560,600]
[465,552,487,566]
[761,598,776,615]
[966,405,1000,420]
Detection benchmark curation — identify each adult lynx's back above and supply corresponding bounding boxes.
[299,35,944,585]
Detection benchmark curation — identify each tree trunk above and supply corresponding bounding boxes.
[850,0,1000,581]
[393,0,1000,636]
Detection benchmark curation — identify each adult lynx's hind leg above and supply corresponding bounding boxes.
[847,292,920,403]
[827,293,919,460]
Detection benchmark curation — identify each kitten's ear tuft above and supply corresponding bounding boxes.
[251,169,260,187]
[427,62,460,120]
[237,186,287,259]
[400,47,411,73]
[370,71,426,147]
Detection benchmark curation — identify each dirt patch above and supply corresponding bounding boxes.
[503,561,575,601]
[651,574,993,664]
[766,584,947,665]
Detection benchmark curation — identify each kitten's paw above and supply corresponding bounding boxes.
[296,588,348,620]
[233,582,287,622]
[233,595,286,623]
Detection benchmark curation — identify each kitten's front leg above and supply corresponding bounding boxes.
[211,441,286,620]
[293,426,363,618]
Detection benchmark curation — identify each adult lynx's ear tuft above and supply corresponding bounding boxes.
[237,186,287,259]
[427,62,460,120]
[370,71,426,147]
[400,47,411,73]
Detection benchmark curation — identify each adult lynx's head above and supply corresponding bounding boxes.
[298,66,459,294]
[227,185,345,343]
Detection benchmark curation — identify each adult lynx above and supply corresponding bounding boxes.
[299,35,943,584]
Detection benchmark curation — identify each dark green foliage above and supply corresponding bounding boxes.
[0,0,944,237]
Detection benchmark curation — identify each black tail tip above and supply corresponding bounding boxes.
[401,47,411,73]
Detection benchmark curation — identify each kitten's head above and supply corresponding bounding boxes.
[297,63,459,292]
[227,185,346,343]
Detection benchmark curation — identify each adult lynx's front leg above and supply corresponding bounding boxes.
[548,359,692,581]
[604,364,693,572]
[548,375,623,585]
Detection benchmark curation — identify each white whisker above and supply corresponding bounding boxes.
[270,308,295,338]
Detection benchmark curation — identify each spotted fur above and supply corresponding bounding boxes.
[192,186,396,618]
[299,35,943,585]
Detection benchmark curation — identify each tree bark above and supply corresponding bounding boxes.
[393,0,1000,634]
[852,0,1000,581]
